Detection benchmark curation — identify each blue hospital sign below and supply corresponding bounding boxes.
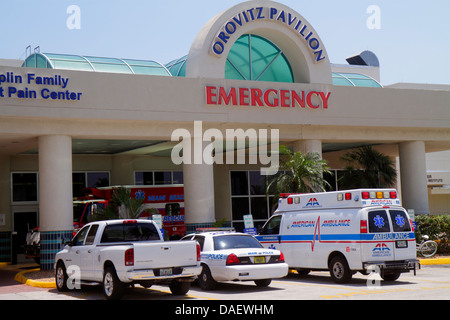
[0,71,82,101]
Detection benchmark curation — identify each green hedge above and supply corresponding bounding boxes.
[415,215,450,254]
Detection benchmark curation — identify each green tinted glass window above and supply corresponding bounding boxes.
[166,56,187,77]
[130,66,169,76]
[52,60,93,71]
[332,72,382,87]
[225,34,294,83]
[90,63,132,74]
[24,55,36,68]
[36,54,48,68]
[22,53,172,76]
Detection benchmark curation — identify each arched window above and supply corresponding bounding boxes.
[225,34,294,83]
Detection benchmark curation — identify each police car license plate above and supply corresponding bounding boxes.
[396,240,408,248]
[254,256,265,264]
[160,268,172,275]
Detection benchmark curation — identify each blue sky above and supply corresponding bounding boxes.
[1,0,449,85]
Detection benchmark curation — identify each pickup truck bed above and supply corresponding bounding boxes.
[54,219,201,299]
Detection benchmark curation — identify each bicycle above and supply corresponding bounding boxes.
[416,235,438,258]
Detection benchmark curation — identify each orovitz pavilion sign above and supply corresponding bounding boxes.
[210,6,326,63]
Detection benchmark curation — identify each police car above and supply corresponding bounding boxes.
[181,229,288,290]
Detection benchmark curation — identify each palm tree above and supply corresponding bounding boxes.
[266,145,332,210]
[89,187,157,221]
[339,145,397,189]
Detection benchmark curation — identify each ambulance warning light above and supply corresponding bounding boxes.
[362,190,397,200]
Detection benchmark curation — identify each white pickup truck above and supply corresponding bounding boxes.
[54,219,202,299]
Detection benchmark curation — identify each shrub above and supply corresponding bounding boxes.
[415,215,450,254]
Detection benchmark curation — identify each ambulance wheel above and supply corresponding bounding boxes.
[329,255,352,284]
[198,265,217,290]
[381,272,401,282]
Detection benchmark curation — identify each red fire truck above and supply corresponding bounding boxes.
[25,185,186,263]
[86,185,186,239]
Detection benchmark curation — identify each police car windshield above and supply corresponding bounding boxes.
[213,235,263,250]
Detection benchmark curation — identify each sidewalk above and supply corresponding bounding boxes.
[0,262,51,295]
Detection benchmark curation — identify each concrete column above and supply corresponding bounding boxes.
[0,156,11,232]
[292,140,322,158]
[39,135,73,269]
[0,156,11,263]
[112,155,134,185]
[399,141,430,215]
[182,137,215,229]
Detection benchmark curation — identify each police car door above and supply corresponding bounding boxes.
[257,215,282,250]
[362,209,396,263]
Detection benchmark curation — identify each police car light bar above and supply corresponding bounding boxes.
[196,227,235,233]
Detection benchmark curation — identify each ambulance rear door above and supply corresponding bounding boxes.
[387,209,416,261]
[361,209,396,263]
[361,208,415,263]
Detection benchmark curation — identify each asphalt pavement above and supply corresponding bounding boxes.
[1,257,450,294]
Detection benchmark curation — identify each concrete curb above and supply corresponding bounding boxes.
[419,258,450,265]
[14,268,56,289]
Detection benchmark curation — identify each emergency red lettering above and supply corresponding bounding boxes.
[251,88,264,106]
[205,86,331,110]
[280,90,290,107]
[264,89,278,107]
[319,91,331,109]
[218,87,237,105]
[306,91,320,109]
[239,87,249,106]
[205,86,217,105]
[291,90,305,108]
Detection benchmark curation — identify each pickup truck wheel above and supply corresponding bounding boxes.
[103,267,125,300]
[169,281,191,295]
[55,262,69,292]
[198,265,217,291]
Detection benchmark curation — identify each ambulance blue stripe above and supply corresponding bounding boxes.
[257,232,415,243]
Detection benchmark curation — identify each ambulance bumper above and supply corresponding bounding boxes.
[363,259,421,274]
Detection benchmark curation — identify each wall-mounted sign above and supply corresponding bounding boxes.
[0,71,82,101]
[210,6,326,63]
[206,85,331,109]
[427,172,450,186]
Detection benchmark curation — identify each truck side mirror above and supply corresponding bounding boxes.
[257,226,263,235]
[64,240,73,247]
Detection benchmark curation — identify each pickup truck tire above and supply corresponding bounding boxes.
[55,262,69,292]
[169,280,191,295]
[198,265,217,291]
[103,267,125,300]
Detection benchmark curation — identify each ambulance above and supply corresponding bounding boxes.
[255,189,420,284]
